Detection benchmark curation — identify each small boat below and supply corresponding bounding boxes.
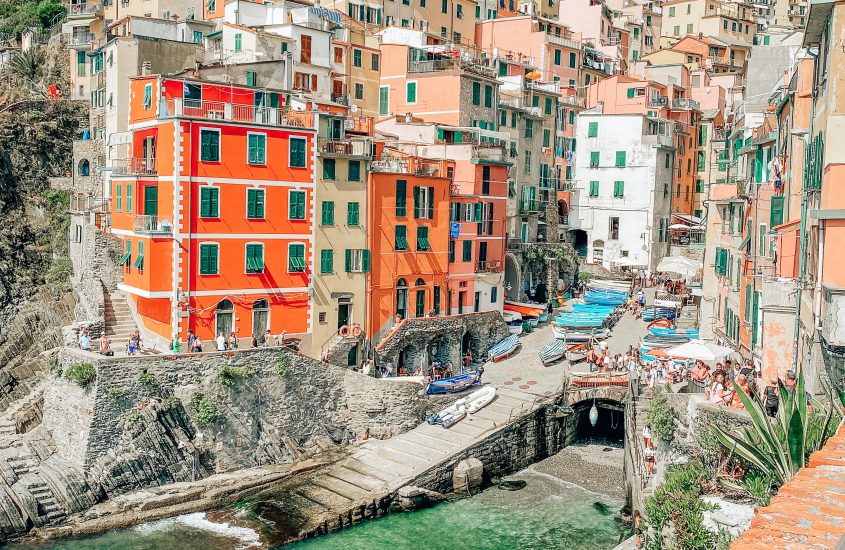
[466,385,497,413]
[488,334,521,362]
[566,343,589,363]
[380,375,425,384]
[528,317,539,327]
[427,399,468,428]
[589,279,632,292]
[649,327,700,338]
[502,311,524,335]
[642,307,677,322]
[539,340,566,365]
[552,325,610,341]
[427,371,481,394]
[537,312,550,323]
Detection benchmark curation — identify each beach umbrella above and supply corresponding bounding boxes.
[665,339,734,361]
[656,255,702,277]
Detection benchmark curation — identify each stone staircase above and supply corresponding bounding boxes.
[103,291,139,352]
[632,386,657,504]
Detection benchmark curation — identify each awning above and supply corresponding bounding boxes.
[309,6,343,22]
[108,131,132,146]
[289,257,304,271]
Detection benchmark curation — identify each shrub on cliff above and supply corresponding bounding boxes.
[190,393,221,426]
[645,388,675,444]
[64,362,95,388]
[217,364,255,387]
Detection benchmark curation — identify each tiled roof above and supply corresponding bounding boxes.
[733,425,845,549]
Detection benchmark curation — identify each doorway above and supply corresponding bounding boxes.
[144,185,158,217]
[338,300,351,329]
[458,291,466,314]
[215,299,234,337]
[474,291,481,312]
[396,278,408,319]
[252,299,269,337]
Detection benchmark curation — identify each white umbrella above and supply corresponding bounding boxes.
[665,339,735,361]
[668,224,692,230]
[656,256,702,277]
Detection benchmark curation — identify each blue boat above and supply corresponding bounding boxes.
[649,327,700,338]
[488,334,521,362]
[587,285,628,296]
[583,293,627,306]
[642,308,677,322]
[427,371,481,394]
[554,318,606,328]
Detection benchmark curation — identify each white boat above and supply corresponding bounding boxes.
[466,385,497,413]
[380,375,425,384]
[502,311,524,335]
[552,324,610,341]
[426,399,467,428]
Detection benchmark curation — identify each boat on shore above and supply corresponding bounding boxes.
[488,334,521,362]
[427,371,481,394]
[466,385,497,413]
[502,311,524,335]
[427,399,467,428]
[552,325,610,341]
[649,327,699,338]
[539,340,566,365]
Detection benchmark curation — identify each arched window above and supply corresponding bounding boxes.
[78,159,90,177]
[415,278,425,286]
[396,279,408,320]
[215,299,234,337]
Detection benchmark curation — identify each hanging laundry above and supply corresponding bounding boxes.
[450,222,461,240]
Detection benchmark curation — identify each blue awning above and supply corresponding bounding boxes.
[309,6,343,23]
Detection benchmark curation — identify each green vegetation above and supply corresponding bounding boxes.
[0,0,65,37]
[45,257,72,293]
[105,387,126,405]
[713,370,842,486]
[644,461,726,550]
[645,388,675,444]
[162,396,181,411]
[125,409,143,426]
[740,469,773,507]
[138,372,157,387]
[64,362,95,388]
[190,393,221,426]
[276,353,291,376]
[217,364,255,387]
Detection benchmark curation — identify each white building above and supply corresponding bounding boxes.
[570,112,674,272]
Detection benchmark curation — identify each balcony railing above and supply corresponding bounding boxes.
[539,176,560,189]
[66,1,101,17]
[317,138,371,157]
[643,134,674,148]
[672,98,701,110]
[331,93,350,106]
[476,260,502,273]
[345,115,373,135]
[111,157,157,177]
[134,215,172,235]
[546,33,580,50]
[163,99,314,129]
[408,57,497,78]
[70,193,108,213]
[472,144,506,162]
[371,157,410,174]
[520,199,544,213]
[68,33,94,46]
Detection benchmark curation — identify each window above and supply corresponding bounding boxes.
[687,23,693,33]
[334,47,343,63]
[484,85,493,108]
[288,243,306,272]
[116,184,122,211]
[289,137,306,168]
[525,119,533,138]
[417,226,430,251]
[247,133,266,165]
[246,188,265,219]
[321,201,335,225]
[609,217,619,240]
[770,196,784,226]
[569,52,576,68]
[348,160,361,181]
[590,151,599,167]
[246,70,257,87]
[449,240,455,262]
[668,6,675,16]
[462,240,472,262]
[491,286,498,303]
[199,243,219,275]
[589,180,599,197]
[543,129,551,147]
[472,82,481,105]
[379,86,389,115]
[615,151,626,167]
[353,48,362,67]
[200,129,220,162]
[633,27,639,39]
[588,121,598,137]
[396,179,407,216]
[289,190,306,220]
[354,83,364,100]
[441,0,447,12]
[673,25,680,35]
[456,4,463,17]
[347,202,360,225]
[482,165,491,195]
[234,33,242,52]
[413,186,435,219]
[143,84,152,110]
[300,35,311,64]
[126,184,133,213]
[406,81,417,103]
[199,187,219,218]
[613,180,624,197]
[371,53,380,70]
[323,158,336,180]
[554,49,561,65]
[246,243,264,273]
[686,4,691,13]
[344,249,370,273]
[544,97,553,114]
[395,225,408,250]
[320,249,334,274]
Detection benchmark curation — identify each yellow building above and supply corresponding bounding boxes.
[661,0,755,45]
[331,22,381,118]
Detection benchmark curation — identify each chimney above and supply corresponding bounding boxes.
[141,61,152,75]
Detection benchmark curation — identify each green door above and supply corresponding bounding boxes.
[415,290,425,317]
[144,186,158,216]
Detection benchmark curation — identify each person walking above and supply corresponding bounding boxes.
[216,332,226,351]
[169,334,181,354]
[764,377,779,417]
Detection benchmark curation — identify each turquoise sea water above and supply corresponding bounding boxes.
[11,467,624,550]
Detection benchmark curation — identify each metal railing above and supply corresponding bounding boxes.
[70,194,108,213]
[331,93,350,106]
[317,138,371,157]
[134,215,172,235]
[66,1,101,17]
[546,33,580,50]
[345,115,374,135]
[476,260,502,273]
[163,99,314,129]
[370,157,410,174]
[407,57,497,78]
[539,176,560,189]
[111,157,157,176]
[520,199,544,213]
[472,143,506,161]
[68,33,94,46]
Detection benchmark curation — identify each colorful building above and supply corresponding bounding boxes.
[112,76,316,346]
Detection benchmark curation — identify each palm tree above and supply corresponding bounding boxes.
[6,48,46,87]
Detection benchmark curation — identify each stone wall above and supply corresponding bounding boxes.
[50,347,427,495]
[68,223,123,339]
[375,311,509,372]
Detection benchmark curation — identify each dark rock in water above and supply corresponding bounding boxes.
[592,502,612,515]
[497,479,527,491]
[602,447,614,452]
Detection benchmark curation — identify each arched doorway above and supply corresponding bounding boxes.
[397,344,415,375]
[557,199,569,224]
[252,299,269,337]
[215,299,234,337]
[504,254,520,301]
[396,278,408,320]
[570,229,588,258]
[414,278,426,317]
[461,330,480,367]
[78,158,90,177]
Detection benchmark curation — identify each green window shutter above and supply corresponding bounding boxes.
[448,241,455,263]
[247,189,265,219]
[406,81,417,103]
[347,202,359,225]
[569,52,576,68]
[248,134,266,165]
[348,160,361,181]
[590,151,599,167]
[615,151,626,167]
[614,181,624,197]
[246,70,256,86]
[545,97,552,114]
[143,84,152,109]
[413,186,421,218]
[462,240,472,262]
[246,244,264,273]
[543,129,551,147]
[199,244,219,275]
[234,33,242,51]
[554,49,561,65]
[116,184,122,211]
[472,82,481,105]
[200,187,219,218]
[362,249,370,272]
[396,179,407,217]
[744,284,751,320]
[288,244,305,272]
[485,85,493,108]
[133,241,144,269]
[770,196,784,226]
[323,158,336,180]
[588,121,598,137]
[346,249,353,272]
[627,88,635,98]
[417,226,429,251]
[126,184,133,212]
[321,201,334,225]
[379,86,389,115]
[290,138,306,168]
[200,130,220,162]
[395,225,407,250]
[289,191,306,220]
[589,181,599,197]
[321,250,334,274]
[474,203,483,222]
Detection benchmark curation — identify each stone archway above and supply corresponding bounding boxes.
[568,396,626,443]
[504,253,521,301]
[461,329,482,368]
[570,229,588,258]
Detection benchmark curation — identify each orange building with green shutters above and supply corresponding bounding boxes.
[111,75,316,346]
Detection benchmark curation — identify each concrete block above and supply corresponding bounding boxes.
[452,457,484,494]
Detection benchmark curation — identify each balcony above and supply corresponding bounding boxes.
[134,215,172,235]
[642,133,674,148]
[472,144,506,162]
[69,193,108,213]
[672,98,701,111]
[111,158,157,177]
[539,176,561,189]
[476,260,503,274]
[317,138,372,158]
[345,116,374,136]
[163,99,314,129]
[66,1,101,18]
[68,32,94,48]
[331,93,350,106]
[650,97,668,108]
[371,157,410,174]
[407,57,497,79]
[546,33,580,50]
[519,199,544,213]
[761,276,798,310]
